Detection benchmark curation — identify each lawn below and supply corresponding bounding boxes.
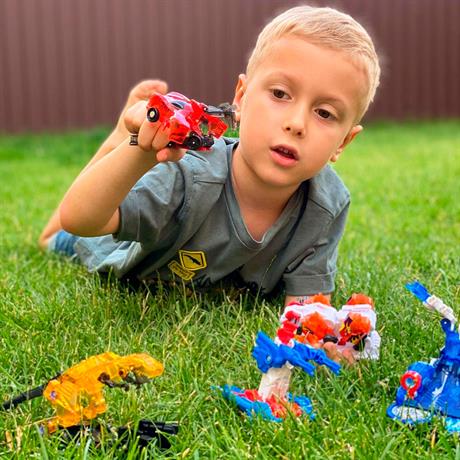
[0,121,459,458]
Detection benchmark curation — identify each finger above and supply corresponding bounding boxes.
[131,79,168,102]
[137,118,161,151]
[156,147,186,163]
[124,100,149,133]
[143,79,168,96]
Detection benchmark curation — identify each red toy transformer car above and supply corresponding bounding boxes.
[146,91,234,151]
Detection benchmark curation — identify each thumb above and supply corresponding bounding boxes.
[124,100,148,133]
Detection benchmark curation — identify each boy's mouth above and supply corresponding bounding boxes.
[271,145,299,161]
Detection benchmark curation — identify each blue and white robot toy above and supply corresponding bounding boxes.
[387,281,460,432]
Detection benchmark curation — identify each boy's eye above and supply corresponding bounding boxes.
[272,89,288,99]
[316,108,333,119]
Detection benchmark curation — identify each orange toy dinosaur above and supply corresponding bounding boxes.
[43,352,163,433]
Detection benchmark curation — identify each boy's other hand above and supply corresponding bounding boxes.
[126,79,168,109]
[125,100,185,163]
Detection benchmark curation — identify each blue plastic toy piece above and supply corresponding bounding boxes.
[292,341,341,375]
[252,331,341,376]
[405,281,431,302]
[220,385,315,422]
[220,385,282,422]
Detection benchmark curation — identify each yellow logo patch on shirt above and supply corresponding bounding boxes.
[167,260,195,281]
[178,250,207,271]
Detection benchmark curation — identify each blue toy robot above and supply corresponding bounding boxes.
[387,281,460,432]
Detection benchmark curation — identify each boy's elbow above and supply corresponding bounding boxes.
[59,203,80,235]
[59,202,116,237]
[59,202,94,236]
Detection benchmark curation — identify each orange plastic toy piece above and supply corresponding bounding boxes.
[43,352,163,433]
[304,293,332,306]
[346,293,374,308]
[338,313,372,347]
[296,312,336,347]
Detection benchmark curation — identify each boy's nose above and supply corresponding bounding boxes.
[284,124,305,137]
[283,110,306,138]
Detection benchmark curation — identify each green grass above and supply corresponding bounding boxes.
[0,121,459,458]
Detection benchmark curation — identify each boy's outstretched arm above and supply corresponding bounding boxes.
[59,100,185,237]
[38,80,168,248]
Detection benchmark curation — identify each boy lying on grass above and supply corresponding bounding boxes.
[39,5,380,360]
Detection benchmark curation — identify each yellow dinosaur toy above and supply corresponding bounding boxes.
[42,352,163,432]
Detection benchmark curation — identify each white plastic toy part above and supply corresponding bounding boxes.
[280,301,338,325]
[337,302,380,360]
[424,295,457,324]
[257,365,293,400]
[337,303,377,329]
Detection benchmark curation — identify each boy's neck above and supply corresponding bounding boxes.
[231,148,300,240]
[231,147,299,209]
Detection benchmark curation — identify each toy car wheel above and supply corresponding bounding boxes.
[183,133,202,150]
[147,108,160,123]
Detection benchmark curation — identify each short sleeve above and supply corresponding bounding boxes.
[282,202,349,296]
[116,162,185,244]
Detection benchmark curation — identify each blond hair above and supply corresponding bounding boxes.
[246,5,380,119]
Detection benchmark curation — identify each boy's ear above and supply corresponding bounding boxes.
[232,74,247,122]
[330,125,363,162]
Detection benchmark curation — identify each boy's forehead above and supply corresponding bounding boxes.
[254,36,361,76]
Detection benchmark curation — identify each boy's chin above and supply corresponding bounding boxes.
[258,178,305,193]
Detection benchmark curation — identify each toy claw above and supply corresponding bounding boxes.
[252,331,339,376]
[292,342,341,375]
[278,343,317,376]
[405,281,431,302]
[252,331,296,373]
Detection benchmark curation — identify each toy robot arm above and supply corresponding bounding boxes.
[425,295,456,324]
[406,281,456,323]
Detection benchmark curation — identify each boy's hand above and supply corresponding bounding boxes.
[114,79,169,141]
[124,100,185,163]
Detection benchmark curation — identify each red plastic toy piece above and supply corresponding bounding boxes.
[146,91,230,151]
[400,370,422,399]
[276,311,301,345]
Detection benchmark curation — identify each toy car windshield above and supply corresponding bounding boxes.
[146,91,235,151]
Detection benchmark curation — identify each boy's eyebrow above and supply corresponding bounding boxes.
[265,71,297,86]
[317,97,346,111]
[266,71,348,111]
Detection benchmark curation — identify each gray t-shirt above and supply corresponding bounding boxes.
[154,147,305,290]
[74,137,350,296]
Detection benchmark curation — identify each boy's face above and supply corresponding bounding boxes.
[233,36,367,192]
